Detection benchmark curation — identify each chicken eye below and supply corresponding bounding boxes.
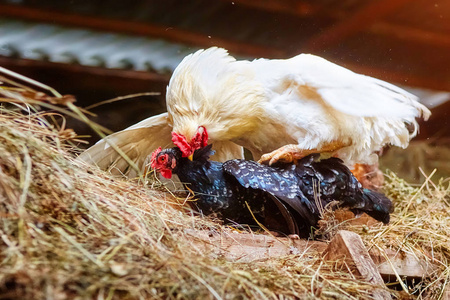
[159,156,165,162]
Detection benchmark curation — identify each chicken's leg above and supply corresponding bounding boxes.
[258,140,351,166]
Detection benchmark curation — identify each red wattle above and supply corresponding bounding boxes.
[160,169,173,179]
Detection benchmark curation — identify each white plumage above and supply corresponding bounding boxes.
[79,47,430,176]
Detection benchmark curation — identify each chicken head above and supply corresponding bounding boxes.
[150,147,177,179]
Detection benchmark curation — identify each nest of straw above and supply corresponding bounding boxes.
[0,71,449,299]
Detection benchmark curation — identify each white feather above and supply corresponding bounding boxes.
[78,113,173,177]
[166,47,430,165]
[80,47,431,175]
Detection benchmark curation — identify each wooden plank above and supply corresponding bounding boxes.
[371,248,439,280]
[184,229,327,263]
[185,229,437,280]
[305,0,412,52]
[443,283,450,300]
[323,230,390,300]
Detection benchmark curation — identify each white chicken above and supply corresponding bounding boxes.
[79,47,430,178]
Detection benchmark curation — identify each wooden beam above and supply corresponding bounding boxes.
[227,0,320,17]
[0,57,169,104]
[417,100,450,139]
[3,47,448,94]
[0,4,283,59]
[370,22,450,48]
[304,0,412,52]
[0,57,169,84]
[336,60,450,92]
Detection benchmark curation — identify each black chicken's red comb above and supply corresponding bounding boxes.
[150,147,162,168]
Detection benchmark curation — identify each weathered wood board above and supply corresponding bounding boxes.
[323,230,390,299]
[184,229,438,280]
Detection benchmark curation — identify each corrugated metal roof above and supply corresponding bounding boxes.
[0,18,199,74]
[0,0,330,50]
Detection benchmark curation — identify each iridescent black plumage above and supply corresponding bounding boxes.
[159,146,271,228]
[153,145,392,237]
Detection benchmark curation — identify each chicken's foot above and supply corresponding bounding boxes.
[258,140,351,166]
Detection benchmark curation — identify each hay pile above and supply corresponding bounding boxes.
[0,75,449,299]
[380,141,450,183]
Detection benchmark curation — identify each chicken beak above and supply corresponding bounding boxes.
[188,154,194,161]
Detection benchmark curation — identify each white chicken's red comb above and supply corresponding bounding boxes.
[171,132,191,157]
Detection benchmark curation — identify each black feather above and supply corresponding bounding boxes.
[192,144,215,166]
[155,146,393,238]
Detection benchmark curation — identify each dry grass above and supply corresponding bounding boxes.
[343,171,449,298]
[0,71,449,299]
[380,141,450,183]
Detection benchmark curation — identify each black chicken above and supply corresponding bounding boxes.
[151,145,392,237]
